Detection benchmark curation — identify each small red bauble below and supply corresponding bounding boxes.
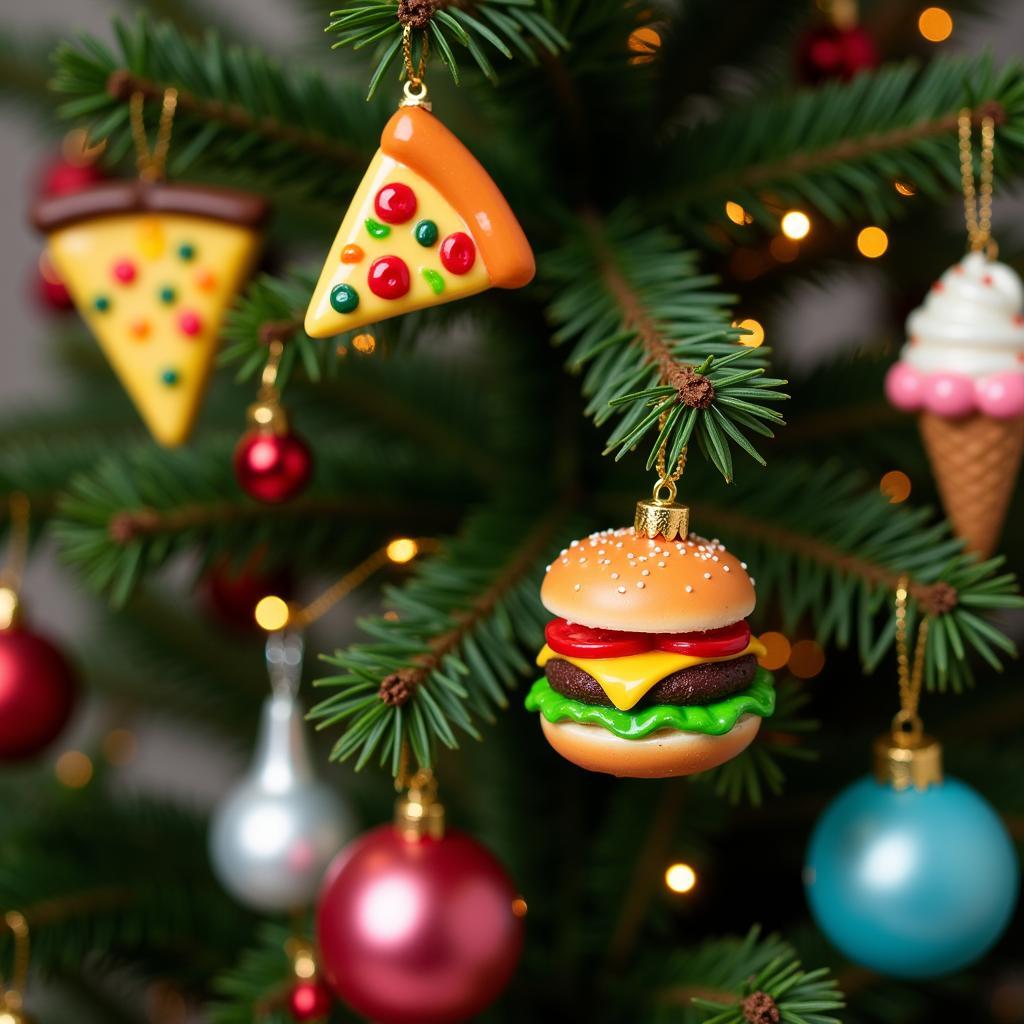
[439,233,476,276]
[374,183,418,224]
[39,157,104,199]
[316,825,523,1024]
[288,978,333,1022]
[234,430,313,504]
[796,23,878,84]
[367,255,411,300]
[204,554,293,631]
[0,627,77,760]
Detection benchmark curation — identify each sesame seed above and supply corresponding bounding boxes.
[611,572,620,580]
[617,585,626,594]
[545,564,551,572]
[641,569,650,576]
[750,577,756,586]
[571,540,579,547]
[704,572,712,580]
[741,562,748,570]
[573,583,581,591]
[637,581,645,589]
[658,561,666,568]
[578,557,587,563]
[562,558,569,565]
[712,555,719,562]
[723,565,730,572]
[685,585,694,593]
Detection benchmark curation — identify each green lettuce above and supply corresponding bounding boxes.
[524,668,775,740]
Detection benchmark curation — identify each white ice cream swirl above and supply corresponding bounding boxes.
[902,251,1024,378]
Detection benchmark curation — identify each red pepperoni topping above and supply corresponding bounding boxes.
[545,619,653,659]
[655,620,751,658]
[374,183,417,224]
[112,259,137,284]
[440,232,477,275]
[367,255,411,300]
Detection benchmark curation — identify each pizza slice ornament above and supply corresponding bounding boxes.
[304,103,535,338]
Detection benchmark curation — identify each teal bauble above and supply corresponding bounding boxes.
[805,773,1018,978]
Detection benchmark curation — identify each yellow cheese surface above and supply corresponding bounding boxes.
[536,637,767,712]
[48,212,259,447]
[304,152,491,338]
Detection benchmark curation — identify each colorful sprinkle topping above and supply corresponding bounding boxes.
[364,218,391,240]
[415,220,438,247]
[178,310,203,336]
[93,295,111,313]
[195,269,217,292]
[178,243,196,262]
[161,368,180,386]
[330,283,360,314]
[367,255,410,300]
[374,183,417,224]
[112,259,137,284]
[440,232,476,275]
[422,268,445,295]
[159,285,177,305]
[138,218,165,259]
[341,244,365,264]
[131,319,151,340]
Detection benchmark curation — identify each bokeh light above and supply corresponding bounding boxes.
[789,640,826,679]
[880,470,912,504]
[665,862,698,893]
[386,538,419,564]
[352,333,376,354]
[254,594,290,631]
[781,210,811,240]
[769,235,800,263]
[918,7,953,43]
[734,318,765,348]
[894,180,917,197]
[511,897,529,918]
[628,26,661,63]
[56,750,93,788]
[725,201,753,225]
[758,632,792,671]
[103,728,138,766]
[857,226,889,258]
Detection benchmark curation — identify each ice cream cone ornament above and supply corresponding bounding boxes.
[885,109,1024,557]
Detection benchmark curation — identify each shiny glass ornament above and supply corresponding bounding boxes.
[210,633,354,911]
[805,774,1018,978]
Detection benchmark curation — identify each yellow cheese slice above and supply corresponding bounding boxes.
[47,212,260,447]
[536,638,767,712]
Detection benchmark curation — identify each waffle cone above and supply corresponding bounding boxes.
[918,412,1024,559]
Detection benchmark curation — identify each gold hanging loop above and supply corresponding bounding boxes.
[635,411,690,540]
[0,910,31,1018]
[129,87,178,182]
[400,25,430,107]
[958,108,998,258]
[0,495,30,630]
[395,767,445,840]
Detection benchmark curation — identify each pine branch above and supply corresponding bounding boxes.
[325,0,568,97]
[52,433,469,605]
[311,499,573,775]
[52,16,384,200]
[546,207,788,481]
[655,55,1024,234]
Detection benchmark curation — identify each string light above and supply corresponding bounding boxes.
[386,538,420,564]
[856,226,889,258]
[918,7,953,43]
[628,26,661,64]
[55,750,93,788]
[352,333,376,354]
[733,318,765,348]
[880,470,912,504]
[664,862,698,893]
[757,632,792,672]
[254,594,291,631]
[894,180,917,197]
[788,640,826,679]
[725,201,753,225]
[511,897,529,918]
[293,950,317,979]
[780,210,811,240]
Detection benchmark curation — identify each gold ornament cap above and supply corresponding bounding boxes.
[394,770,445,840]
[873,727,943,791]
[634,497,690,541]
[246,397,289,435]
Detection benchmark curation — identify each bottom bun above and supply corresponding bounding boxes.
[539,714,762,778]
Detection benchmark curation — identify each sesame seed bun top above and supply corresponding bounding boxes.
[540,527,756,633]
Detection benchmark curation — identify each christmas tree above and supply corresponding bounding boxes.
[0,0,1022,1020]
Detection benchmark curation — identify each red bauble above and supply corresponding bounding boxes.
[288,978,333,1022]
[0,627,77,760]
[316,825,523,1024]
[796,23,878,84]
[204,554,293,631]
[234,430,313,504]
[38,156,105,199]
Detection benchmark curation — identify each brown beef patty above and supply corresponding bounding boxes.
[544,654,757,708]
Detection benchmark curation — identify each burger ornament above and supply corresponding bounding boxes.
[525,488,775,778]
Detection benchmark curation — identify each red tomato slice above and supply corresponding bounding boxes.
[545,618,654,659]
[655,620,751,658]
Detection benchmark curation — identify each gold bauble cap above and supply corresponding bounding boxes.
[394,771,445,840]
[873,730,943,791]
[634,498,690,541]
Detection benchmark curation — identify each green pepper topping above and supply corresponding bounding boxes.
[421,268,445,295]
[415,219,438,247]
[364,218,391,239]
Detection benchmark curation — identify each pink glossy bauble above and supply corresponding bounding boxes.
[288,978,333,1022]
[884,362,923,412]
[234,430,313,504]
[976,373,1024,419]
[0,627,77,760]
[923,372,975,418]
[316,826,523,1024]
[796,23,879,84]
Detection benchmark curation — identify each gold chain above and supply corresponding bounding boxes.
[259,340,285,401]
[651,411,687,504]
[402,24,430,89]
[958,108,997,258]
[0,494,29,595]
[893,575,930,739]
[129,88,179,182]
[1,910,30,1012]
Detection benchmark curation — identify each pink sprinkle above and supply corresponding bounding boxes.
[112,259,136,284]
[179,310,203,336]
[982,274,993,286]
